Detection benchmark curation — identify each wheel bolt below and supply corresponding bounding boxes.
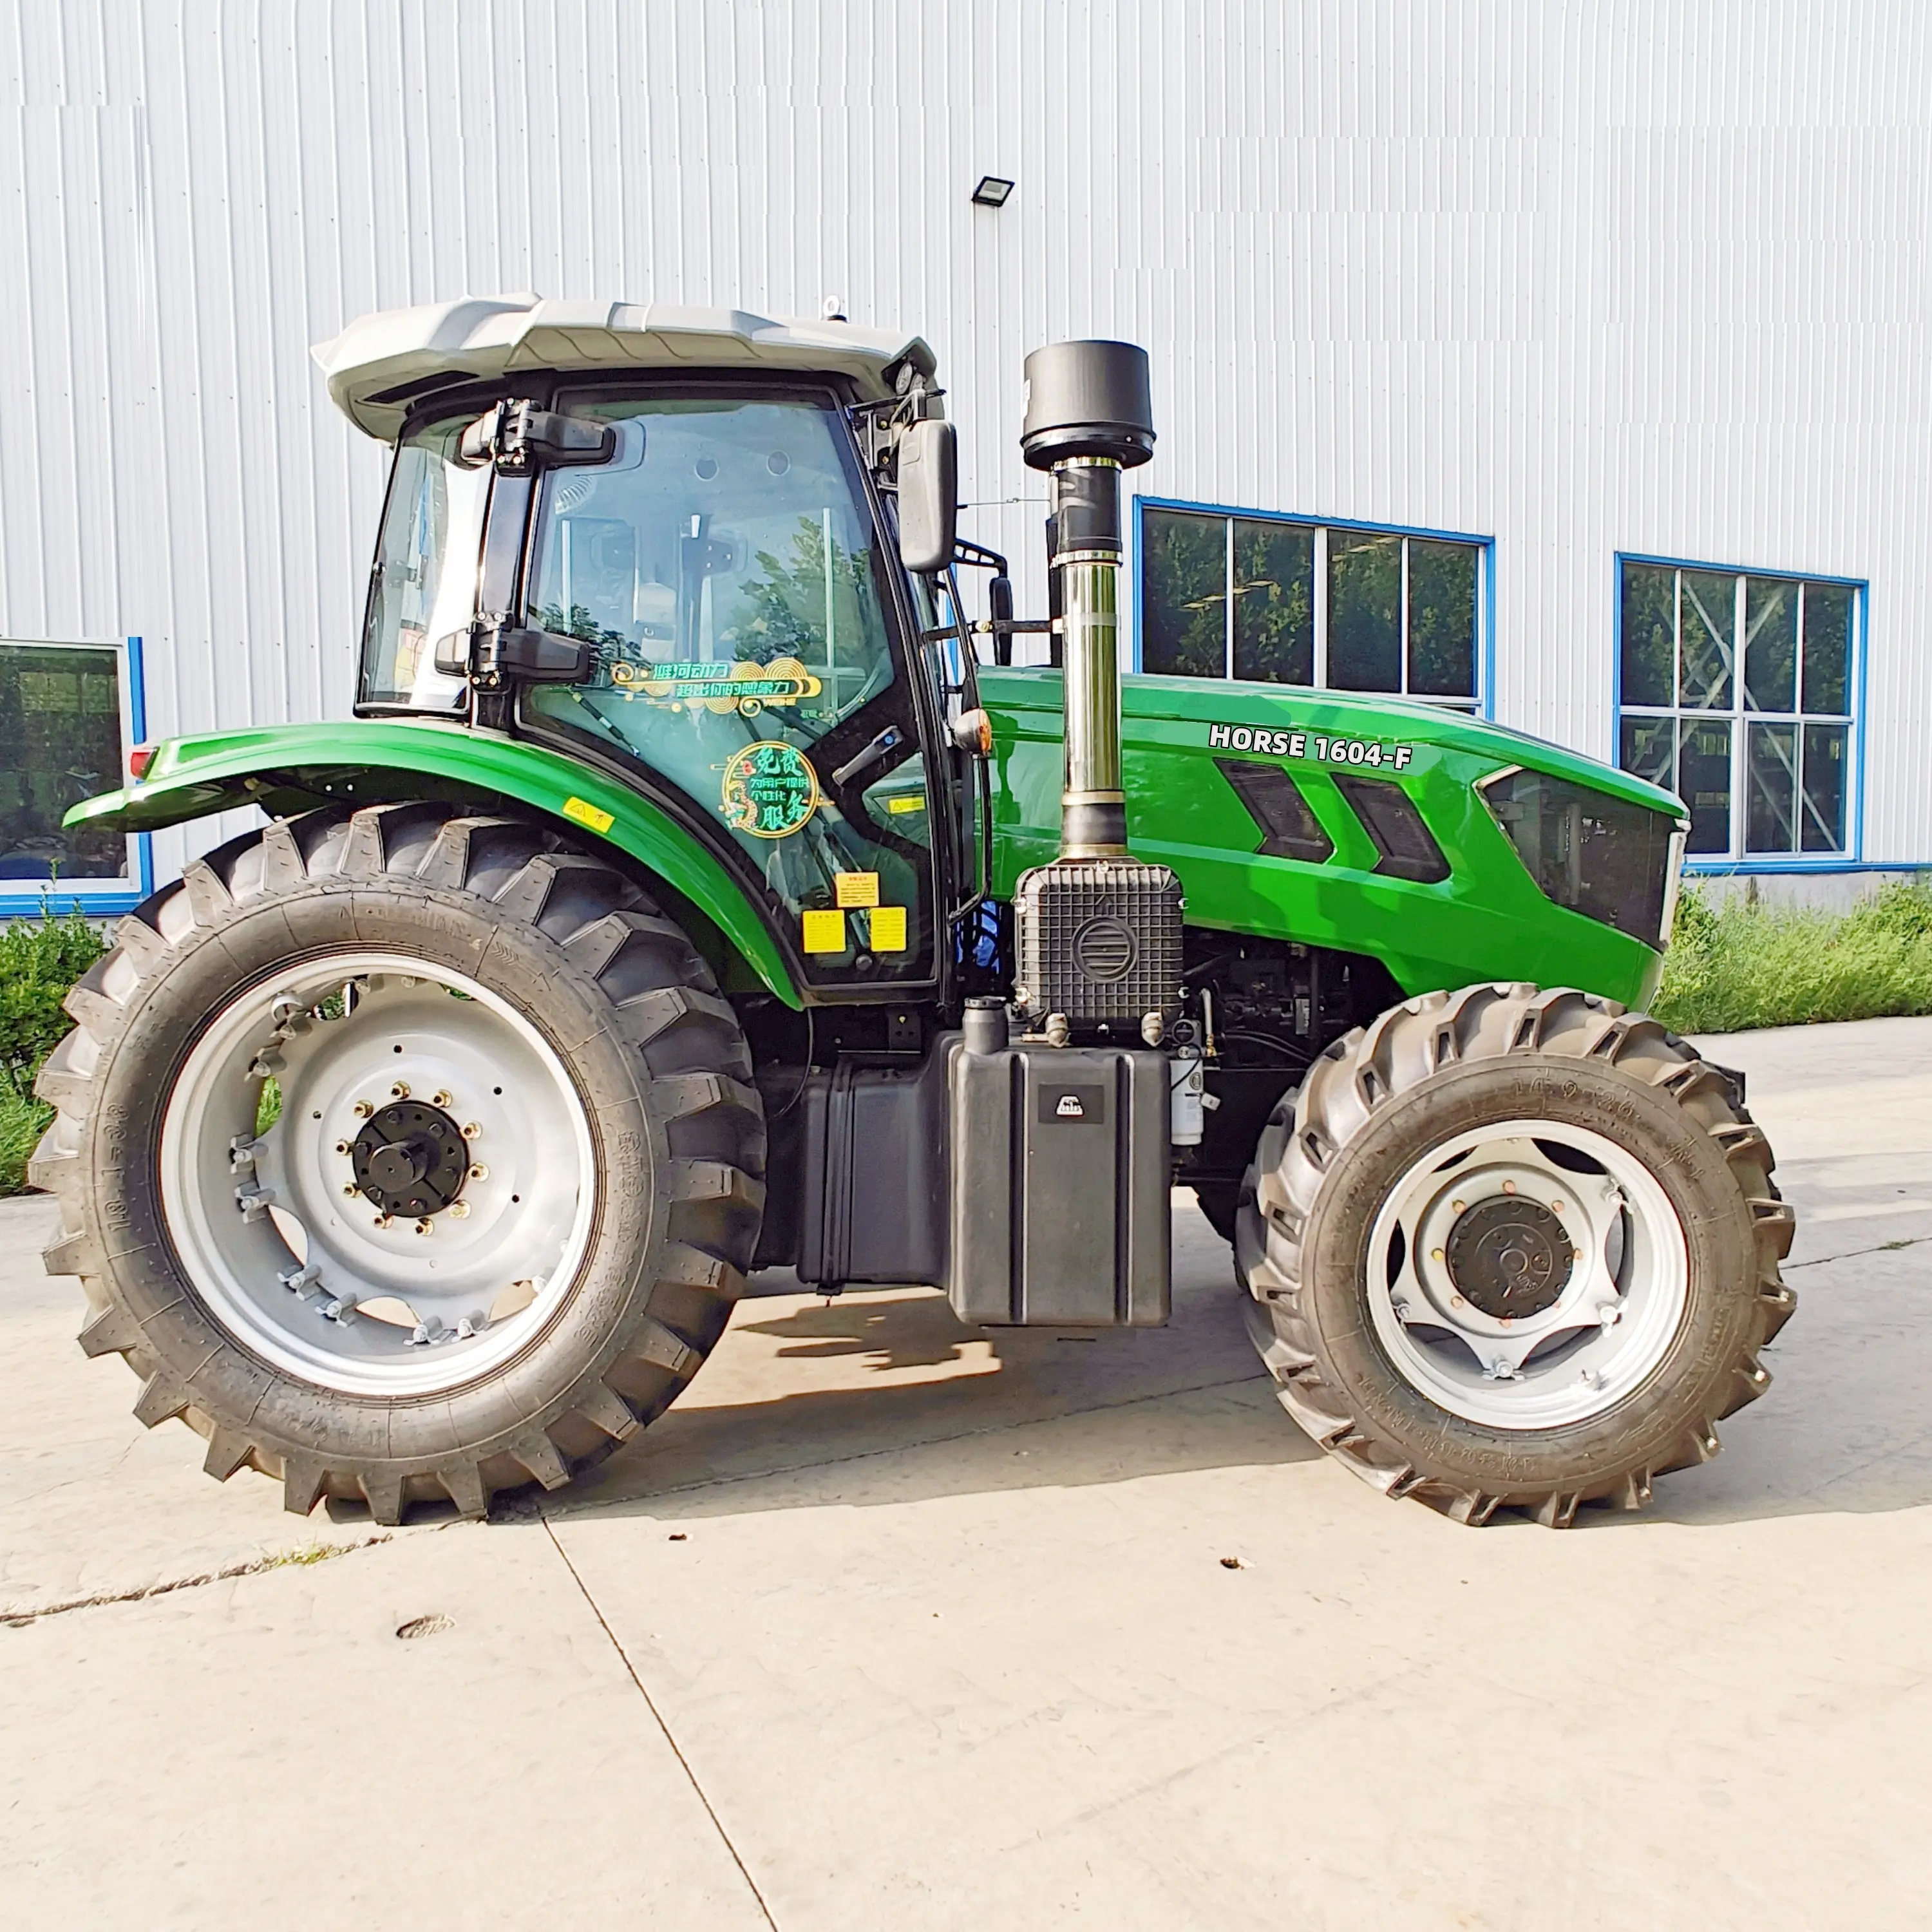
[414,1218,433,1236]
[468,1163,489,1182]
[461,1121,482,1141]
[450,1201,471,1220]
[390,1082,410,1100]
[431,1090,453,1108]
[1451,1293,1466,1307]
[373,1213,393,1229]
[334,1140,352,1155]
[353,1101,374,1119]
[1551,1199,1566,1213]
[1502,1180,1518,1195]
[1431,1247,1444,1262]
[343,1182,359,1198]
[1451,1200,1465,1214]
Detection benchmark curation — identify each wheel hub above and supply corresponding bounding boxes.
[1445,1195,1573,1320]
[351,1101,468,1218]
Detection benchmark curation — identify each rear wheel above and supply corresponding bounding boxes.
[1235,983,1795,1525]
[33,802,765,1522]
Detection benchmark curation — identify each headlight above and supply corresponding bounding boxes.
[1477,766,1687,951]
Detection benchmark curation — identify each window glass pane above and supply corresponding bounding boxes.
[523,395,932,983]
[1742,576,1796,713]
[1619,562,1676,708]
[1230,519,1313,683]
[1802,583,1853,715]
[1746,721,1798,853]
[1801,722,1848,851]
[1679,570,1736,709]
[1681,715,1733,853]
[1327,531,1401,690]
[1140,509,1227,677]
[1619,714,1676,793]
[360,419,485,712]
[1406,538,1477,697]
[0,644,127,880]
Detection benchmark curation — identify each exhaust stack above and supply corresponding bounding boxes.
[1010,342,1183,1041]
[1019,341,1155,857]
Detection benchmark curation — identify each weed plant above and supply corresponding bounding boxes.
[1654,879,1932,1034]
[0,911,106,1195]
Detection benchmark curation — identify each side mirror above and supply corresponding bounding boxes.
[896,417,958,575]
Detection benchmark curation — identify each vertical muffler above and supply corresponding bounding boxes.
[1009,341,1184,1043]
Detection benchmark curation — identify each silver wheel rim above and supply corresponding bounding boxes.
[158,951,598,1397]
[1365,1117,1689,1429]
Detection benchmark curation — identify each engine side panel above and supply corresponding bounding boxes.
[978,667,1671,1013]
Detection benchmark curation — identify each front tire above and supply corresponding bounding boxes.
[1235,984,1795,1526]
[32,803,765,1523]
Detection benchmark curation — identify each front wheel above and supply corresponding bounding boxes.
[33,803,765,1522]
[1235,983,1795,1526]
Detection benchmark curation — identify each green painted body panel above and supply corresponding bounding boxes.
[66,718,803,1007]
[977,668,1676,1012]
[71,673,1678,1018]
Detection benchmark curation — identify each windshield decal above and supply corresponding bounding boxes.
[1208,721,1414,771]
[721,739,822,838]
[610,655,823,715]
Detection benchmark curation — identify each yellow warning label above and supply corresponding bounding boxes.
[886,793,927,815]
[801,908,848,954]
[868,905,909,952]
[562,796,615,835]
[834,871,881,909]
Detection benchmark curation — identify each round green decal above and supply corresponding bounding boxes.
[721,739,822,840]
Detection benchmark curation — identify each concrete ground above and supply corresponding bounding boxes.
[3,1017,1929,1929]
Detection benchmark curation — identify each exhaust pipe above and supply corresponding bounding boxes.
[1011,342,1181,1041]
[1020,342,1156,858]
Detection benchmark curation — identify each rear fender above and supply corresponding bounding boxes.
[68,719,801,1007]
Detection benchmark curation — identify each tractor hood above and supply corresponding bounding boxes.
[314,294,938,442]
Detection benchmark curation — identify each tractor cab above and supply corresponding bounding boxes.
[328,298,976,1003]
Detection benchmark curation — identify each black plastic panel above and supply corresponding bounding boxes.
[1214,758,1335,864]
[1481,768,1679,949]
[1332,775,1451,884]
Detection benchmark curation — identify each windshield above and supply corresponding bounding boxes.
[360,414,490,711]
[523,393,937,985]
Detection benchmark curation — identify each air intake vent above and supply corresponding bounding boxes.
[1332,775,1451,884]
[1012,859,1184,1031]
[1215,759,1335,864]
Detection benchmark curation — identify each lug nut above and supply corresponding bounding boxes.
[353,1101,374,1119]
[1502,1180,1518,1195]
[343,1183,359,1198]
[373,1213,393,1229]
[390,1081,410,1100]
[461,1121,482,1141]
[468,1163,489,1182]
[1431,1247,1445,1262]
[431,1090,453,1108]
[1551,1198,1566,1213]
[449,1201,471,1220]
[414,1218,433,1236]
[1451,1199,1466,1214]
[334,1140,352,1155]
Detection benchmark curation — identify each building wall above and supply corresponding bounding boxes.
[5,0,1929,888]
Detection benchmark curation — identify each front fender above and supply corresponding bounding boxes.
[68,719,802,1007]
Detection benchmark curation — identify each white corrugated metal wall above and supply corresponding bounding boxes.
[5,0,1929,882]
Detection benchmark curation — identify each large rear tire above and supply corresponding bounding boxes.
[1235,983,1795,1526]
[32,803,765,1522]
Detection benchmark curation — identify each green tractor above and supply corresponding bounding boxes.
[34,298,1794,1528]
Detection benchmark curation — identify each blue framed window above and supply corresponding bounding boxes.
[0,636,151,917]
[1135,499,1492,712]
[1616,558,1862,864]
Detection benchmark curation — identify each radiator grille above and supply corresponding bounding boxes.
[1012,859,1185,1030]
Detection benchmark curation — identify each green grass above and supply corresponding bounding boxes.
[1652,879,1932,1034]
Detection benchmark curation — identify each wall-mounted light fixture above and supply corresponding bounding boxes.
[971,175,1014,208]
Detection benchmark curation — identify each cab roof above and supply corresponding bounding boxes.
[312,294,938,442]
